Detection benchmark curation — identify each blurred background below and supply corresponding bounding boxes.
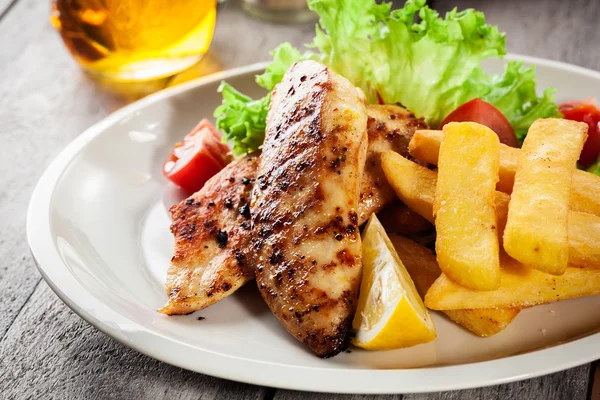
[49,0,319,100]
[46,0,600,103]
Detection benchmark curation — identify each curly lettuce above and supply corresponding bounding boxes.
[481,61,563,141]
[214,82,271,156]
[215,0,560,155]
[309,0,507,125]
[255,43,313,91]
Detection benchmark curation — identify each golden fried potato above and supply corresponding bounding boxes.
[381,152,600,270]
[425,254,600,310]
[409,129,600,216]
[390,235,440,296]
[443,308,520,337]
[381,151,436,224]
[409,129,516,193]
[504,119,587,275]
[382,150,507,239]
[568,211,600,268]
[435,122,500,290]
[390,235,519,337]
[571,172,600,217]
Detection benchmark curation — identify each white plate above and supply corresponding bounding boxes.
[27,55,600,394]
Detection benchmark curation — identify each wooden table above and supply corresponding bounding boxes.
[1,0,600,398]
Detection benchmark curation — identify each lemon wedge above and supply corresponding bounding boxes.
[352,214,437,350]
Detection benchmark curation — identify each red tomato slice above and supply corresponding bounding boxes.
[441,98,519,148]
[163,120,232,193]
[189,118,223,143]
[560,97,598,109]
[560,100,600,167]
[183,118,231,157]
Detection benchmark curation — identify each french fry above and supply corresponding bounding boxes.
[425,254,600,310]
[443,308,520,337]
[380,151,600,269]
[410,129,516,193]
[381,150,509,242]
[390,235,519,337]
[409,129,600,216]
[568,211,600,268]
[381,152,436,224]
[504,119,587,275]
[435,122,500,290]
[390,235,440,295]
[572,172,600,217]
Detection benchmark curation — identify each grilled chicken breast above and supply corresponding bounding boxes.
[251,61,368,357]
[358,105,428,224]
[160,105,427,317]
[159,153,259,315]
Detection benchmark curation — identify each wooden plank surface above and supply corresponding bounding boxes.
[276,365,591,400]
[0,0,17,18]
[0,0,124,341]
[0,0,599,399]
[0,283,268,399]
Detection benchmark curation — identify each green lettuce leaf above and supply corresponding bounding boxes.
[214,82,271,155]
[256,43,313,91]
[481,61,563,141]
[308,0,560,128]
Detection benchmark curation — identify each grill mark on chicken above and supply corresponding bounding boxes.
[251,61,368,357]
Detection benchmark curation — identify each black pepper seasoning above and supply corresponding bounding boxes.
[216,230,228,248]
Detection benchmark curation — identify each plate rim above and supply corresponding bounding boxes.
[26,54,600,394]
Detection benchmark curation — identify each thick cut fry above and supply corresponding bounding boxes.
[568,211,600,268]
[572,172,600,217]
[504,119,587,275]
[381,152,436,224]
[410,129,600,216]
[382,151,507,232]
[443,308,520,337]
[435,122,500,290]
[381,152,600,269]
[389,235,443,297]
[425,255,600,310]
[390,235,519,337]
[410,129,516,193]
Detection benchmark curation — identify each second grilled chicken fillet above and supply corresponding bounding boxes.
[251,61,368,357]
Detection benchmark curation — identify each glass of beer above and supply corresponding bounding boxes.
[51,0,217,81]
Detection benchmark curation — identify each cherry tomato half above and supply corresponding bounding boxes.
[559,99,600,167]
[441,98,519,148]
[163,119,232,193]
